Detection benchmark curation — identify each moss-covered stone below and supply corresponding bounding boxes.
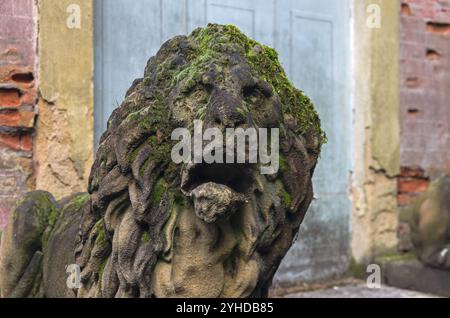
[167,24,326,146]
[406,175,450,269]
[347,258,367,279]
[152,178,168,202]
[94,219,107,245]
[0,24,323,299]
[374,251,416,265]
[142,232,150,244]
[281,190,292,207]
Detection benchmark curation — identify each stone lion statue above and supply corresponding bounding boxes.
[408,174,450,269]
[0,24,324,298]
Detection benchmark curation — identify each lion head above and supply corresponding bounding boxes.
[75,24,324,298]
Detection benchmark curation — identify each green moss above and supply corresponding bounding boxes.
[176,24,325,148]
[137,94,169,131]
[170,189,190,208]
[152,178,168,202]
[129,146,140,165]
[143,77,152,86]
[348,252,417,280]
[118,23,324,190]
[66,193,89,211]
[91,220,109,292]
[245,43,325,145]
[144,136,172,175]
[41,193,89,249]
[348,258,366,279]
[27,192,60,249]
[95,220,107,245]
[281,190,292,207]
[44,206,60,237]
[141,232,150,244]
[374,251,416,264]
[30,193,59,228]
[279,154,288,173]
[123,90,175,178]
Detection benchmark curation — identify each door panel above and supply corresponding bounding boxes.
[272,0,351,284]
[94,0,351,284]
[205,0,275,46]
[94,0,190,144]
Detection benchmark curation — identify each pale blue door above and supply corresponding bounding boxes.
[94,0,351,285]
[272,0,352,285]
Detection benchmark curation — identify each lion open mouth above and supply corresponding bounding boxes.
[180,163,252,223]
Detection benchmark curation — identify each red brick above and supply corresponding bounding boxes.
[426,22,450,35]
[20,89,37,105]
[398,178,429,193]
[400,167,425,178]
[20,133,32,151]
[0,133,21,150]
[406,76,421,88]
[18,109,35,127]
[0,87,21,107]
[426,48,442,60]
[0,109,35,128]
[0,111,19,126]
[401,3,412,16]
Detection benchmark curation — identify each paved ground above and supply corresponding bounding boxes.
[284,283,439,298]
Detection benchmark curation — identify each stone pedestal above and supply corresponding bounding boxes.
[382,259,450,297]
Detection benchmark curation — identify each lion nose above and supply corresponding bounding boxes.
[208,90,246,128]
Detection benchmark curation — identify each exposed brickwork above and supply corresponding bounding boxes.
[399,0,450,204]
[398,167,430,206]
[0,0,37,230]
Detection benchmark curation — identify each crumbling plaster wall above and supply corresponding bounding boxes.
[351,0,401,264]
[35,0,94,199]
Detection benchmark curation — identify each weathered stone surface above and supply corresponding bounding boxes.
[382,259,450,298]
[190,182,246,223]
[406,174,450,269]
[0,24,323,298]
[284,282,439,298]
[35,0,94,200]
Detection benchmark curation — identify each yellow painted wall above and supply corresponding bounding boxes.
[351,0,401,263]
[35,0,94,199]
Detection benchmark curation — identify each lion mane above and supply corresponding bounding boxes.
[0,24,324,298]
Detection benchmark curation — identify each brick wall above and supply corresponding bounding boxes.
[399,0,450,206]
[0,0,37,229]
